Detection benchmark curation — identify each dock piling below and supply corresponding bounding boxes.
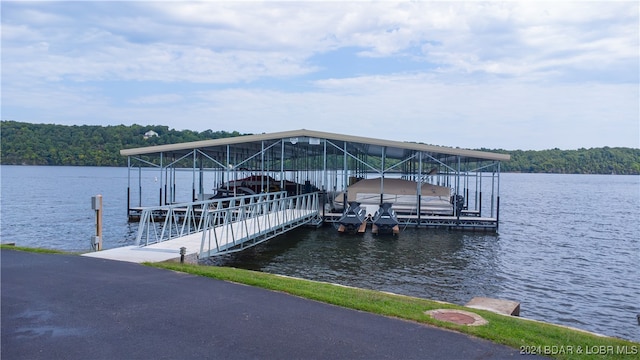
[91,195,103,251]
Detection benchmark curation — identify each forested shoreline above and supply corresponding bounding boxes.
[1,121,639,174]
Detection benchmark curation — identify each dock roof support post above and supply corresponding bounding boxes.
[474,168,479,211]
[497,161,501,201]
[138,165,142,207]
[127,156,131,213]
[343,141,348,193]
[497,161,501,230]
[479,168,483,217]
[418,152,423,223]
[456,156,461,217]
[417,152,423,192]
[261,140,265,193]
[159,152,164,206]
[280,139,285,192]
[169,160,175,204]
[226,144,231,194]
[323,139,327,220]
[491,166,496,218]
[193,150,198,202]
[380,147,386,205]
[323,139,327,193]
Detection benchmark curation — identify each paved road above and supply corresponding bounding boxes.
[2,250,532,359]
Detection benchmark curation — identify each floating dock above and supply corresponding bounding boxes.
[325,212,498,231]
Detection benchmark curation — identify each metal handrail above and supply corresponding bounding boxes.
[199,192,320,256]
[135,191,290,246]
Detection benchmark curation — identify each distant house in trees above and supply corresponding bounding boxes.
[143,130,159,139]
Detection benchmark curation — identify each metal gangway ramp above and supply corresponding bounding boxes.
[198,191,320,257]
[84,192,320,263]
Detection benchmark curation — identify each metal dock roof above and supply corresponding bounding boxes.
[120,129,510,162]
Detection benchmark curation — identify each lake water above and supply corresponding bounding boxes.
[1,165,639,342]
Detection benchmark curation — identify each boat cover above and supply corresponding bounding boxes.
[335,178,453,215]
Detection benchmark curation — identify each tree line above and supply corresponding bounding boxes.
[489,148,640,174]
[0,121,244,167]
[1,121,638,174]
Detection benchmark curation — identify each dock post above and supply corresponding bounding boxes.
[180,247,186,263]
[126,187,130,217]
[496,196,500,230]
[91,195,103,251]
[417,195,421,224]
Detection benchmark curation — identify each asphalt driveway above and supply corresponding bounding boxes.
[2,249,533,359]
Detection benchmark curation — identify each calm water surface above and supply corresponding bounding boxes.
[1,166,638,342]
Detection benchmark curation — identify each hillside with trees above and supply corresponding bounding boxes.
[1,121,639,174]
[0,121,244,167]
[489,148,640,174]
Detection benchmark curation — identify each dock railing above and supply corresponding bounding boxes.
[134,191,286,246]
[135,191,320,251]
[199,191,320,257]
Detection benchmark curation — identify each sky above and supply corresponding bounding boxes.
[2,1,639,150]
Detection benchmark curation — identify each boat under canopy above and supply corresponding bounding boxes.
[334,178,454,216]
[215,175,318,197]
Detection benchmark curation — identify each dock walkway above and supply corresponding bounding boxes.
[84,192,320,263]
[82,233,202,263]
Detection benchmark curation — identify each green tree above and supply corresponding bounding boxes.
[1,121,639,174]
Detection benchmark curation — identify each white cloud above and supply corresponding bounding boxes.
[129,94,183,105]
[1,1,638,150]
[4,1,637,82]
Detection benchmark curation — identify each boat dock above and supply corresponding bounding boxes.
[114,129,508,254]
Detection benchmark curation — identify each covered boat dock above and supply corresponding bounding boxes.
[121,129,509,232]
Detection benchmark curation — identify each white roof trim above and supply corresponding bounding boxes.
[120,129,510,162]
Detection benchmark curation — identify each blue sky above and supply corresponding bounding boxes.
[2,1,638,150]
